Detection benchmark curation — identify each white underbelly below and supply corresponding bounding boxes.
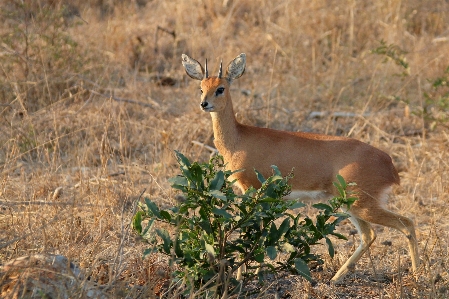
[283,190,332,201]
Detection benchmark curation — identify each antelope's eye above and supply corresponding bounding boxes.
[200,89,203,94]
[216,87,225,96]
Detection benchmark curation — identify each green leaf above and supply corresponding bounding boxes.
[174,151,194,182]
[344,197,358,209]
[289,201,306,209]
[156,229,172,254]
[268,175,283,182]
[208,189,227,200]
[132,210,144,234]
[142,218,155,238]
[175,150,191,167]
[333,182,344,197]
[199,206,209,218]
[160,210,171,222]
[266,246,277,260]
[259,197,281,203]
[145,198,161,218]
[254,251,265,263]
[255,169,266,183]
[270,165,282,176]
[209,170,225,190]
[336,174,347,189]
[267,222,278,244]
[175,237,183,258]
[189,163,204,188]
[312,203,333,212]
[205,243,215,257]
[281,242,295,253]
[278,217,291,236]
[198,219,213,234]
[143,247,158,257]
[325,237,335,258]
[331,232,348,240]
[294,258,312,282]
[168,175,189,188]
[264,183,277,199]
[212,207,232,219]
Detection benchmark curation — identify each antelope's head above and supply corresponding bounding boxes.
[181,53,246,112]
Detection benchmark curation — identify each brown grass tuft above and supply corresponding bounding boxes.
[1,0,449,297]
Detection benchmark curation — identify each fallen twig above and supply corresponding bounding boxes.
[155,25,176,53]
[0,200,112,207]
[308,111,371,119]
[191,140,219,154]
[74,176,119,188]
[88,89,155,108]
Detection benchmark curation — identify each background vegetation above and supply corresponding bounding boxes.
[1,0,449,297]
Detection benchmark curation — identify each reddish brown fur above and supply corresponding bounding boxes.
[201,77,400,196]
[184,53,419,283]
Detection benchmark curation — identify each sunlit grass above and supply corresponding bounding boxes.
[1,0,449,297]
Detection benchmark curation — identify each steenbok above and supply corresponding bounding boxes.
[181,53,419,282]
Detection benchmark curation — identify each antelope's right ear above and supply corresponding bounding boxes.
[182,54,204,80]
[226,53,246,82]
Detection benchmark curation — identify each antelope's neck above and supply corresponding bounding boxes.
[210,102,239,156]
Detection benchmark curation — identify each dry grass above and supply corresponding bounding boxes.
[1,0,449,297]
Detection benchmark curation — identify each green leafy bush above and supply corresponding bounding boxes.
[133,151,356,297]
[371,40,449,131]
[371,39,410,75]
[415,66,449,130]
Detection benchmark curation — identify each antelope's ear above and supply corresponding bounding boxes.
[226,53,246,82]
[182,54,204,80]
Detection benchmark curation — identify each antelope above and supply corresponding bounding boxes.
[181,53,419,283]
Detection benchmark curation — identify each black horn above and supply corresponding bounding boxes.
[204,59,208,79]
[218,59,223,78]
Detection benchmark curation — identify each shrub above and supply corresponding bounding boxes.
[416,66,449,130]
[371,40,449,131]
[133,151,356,297]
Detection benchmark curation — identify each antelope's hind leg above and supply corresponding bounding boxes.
[359,207,419,273]
[331,216,376,282]
[331,189,419,283]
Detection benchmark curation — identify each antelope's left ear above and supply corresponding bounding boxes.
[226,53,246,83]
[182,54,204,80]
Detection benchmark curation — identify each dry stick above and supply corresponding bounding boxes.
[255,279,281,299]
[421,225,435,276]
[75,89,94,113]
[191,140,218,154]
[366,247,383,298]
[162,277,185,299]
[74,172,125,188]
[191,272,225,298]
[308,111,371,119]
[367,247,379,279]
[88,89,155,108]
[0,201,112,207]
[398,251,404,298]
[108,171,126,177]
[154,26,176,54]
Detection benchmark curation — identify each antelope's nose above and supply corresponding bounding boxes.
[200,101,209,109]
